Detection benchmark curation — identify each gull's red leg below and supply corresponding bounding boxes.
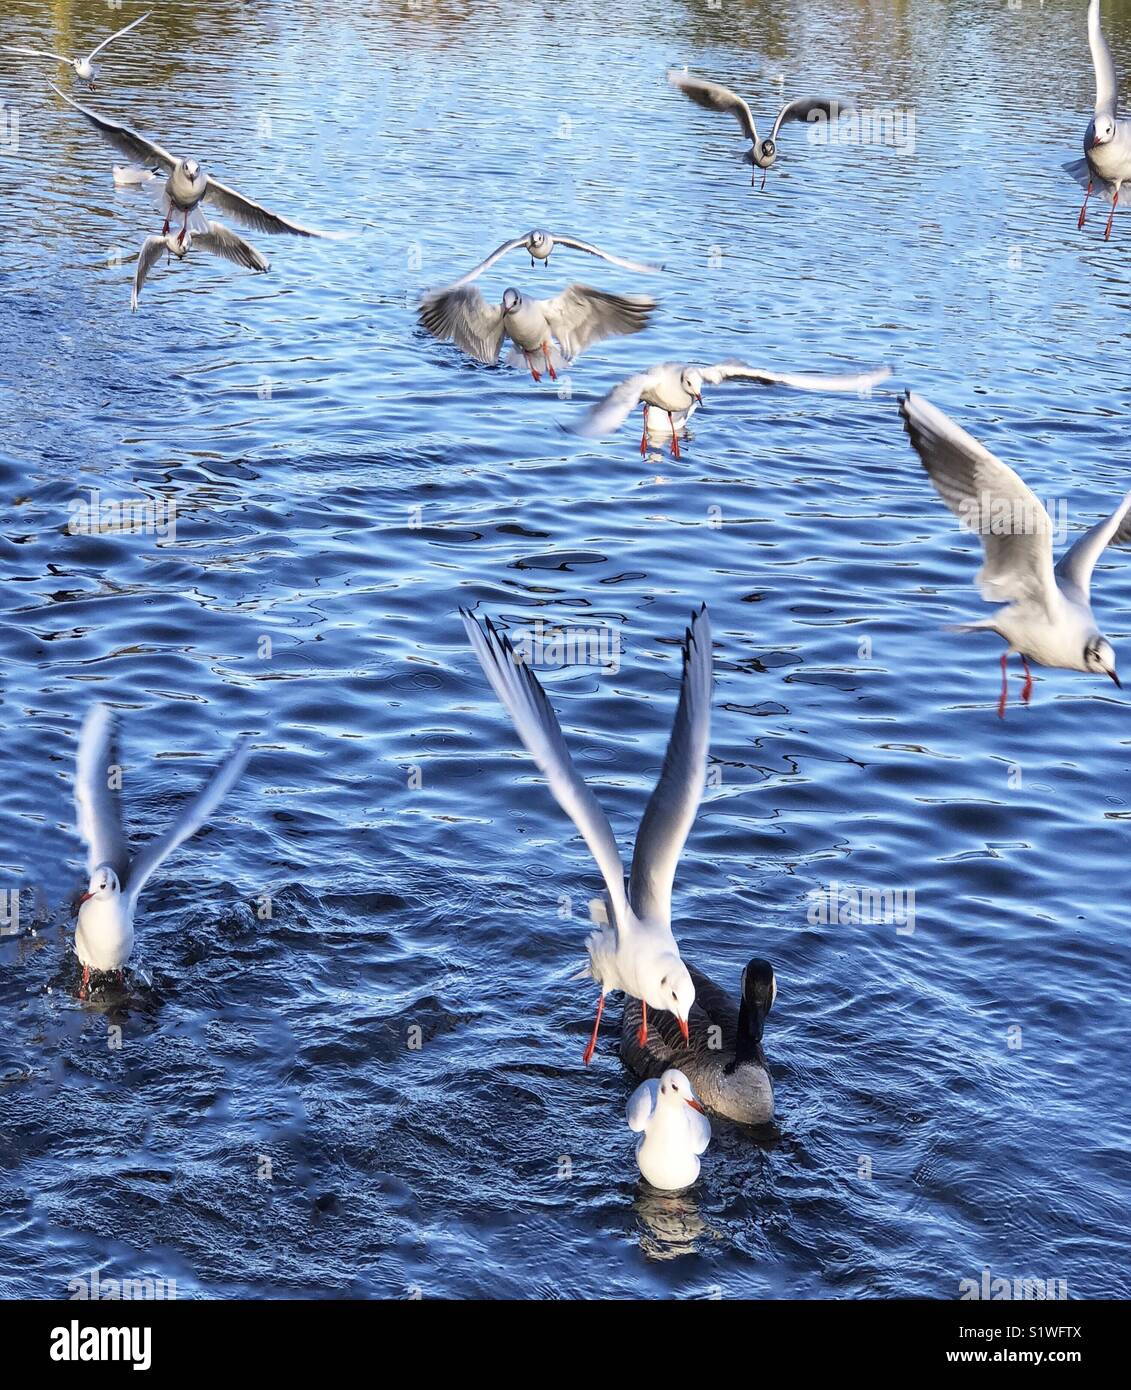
[1079,180,1093,230]
[997,651,1010,719]
[1105,189,1119,241]
[636,1001,649,1049]
[640,405,649,457]
[582,991,606,1066]
[541,341,557,381]
[669,413,681,460]
[522,350,541,383]
[177,210,189,246]
[79,964,91,1000]
[1021,656,1033,705]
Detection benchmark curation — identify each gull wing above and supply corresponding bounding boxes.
[626,1078,660,1132]
[193,221,271,272]
[74,705,131,881]
[48,83,176,169]
[1088,0,1119,118]
[550,233,663,275]
[418,285,506,364]
[131,234,167,311]
[541,285,655,360]
[565,370,656,438]
[667,70,758,142]
[1055,489,1131,603]
[770,96,851,141]
[86,11,151,63]
[701,360,892,393]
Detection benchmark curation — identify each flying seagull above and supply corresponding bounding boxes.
[900,390,1130,716]
[419,283,656,380]
[132,224,270,311]
[49,84,343,243]
[1066,0,1131,239]
[2,10,149,87]
[73,705,252,991]
[667,69,849,188]
[438,230,663,290]
[568,359,892,457]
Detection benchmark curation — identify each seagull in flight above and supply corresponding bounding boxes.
[900,390,1130,717]
[668,69,849,188]
[1066,0,1131,239]
[2,11,149,87]
[73,705,252,993]
[438,230,663,290]
[132,224,270,311]
[50,84,343,244]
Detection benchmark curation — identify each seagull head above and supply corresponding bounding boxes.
[181,158,202,183]
[501,288,522,315]
[1089,114,1117,149]
[528,230,551,257]
[79,864,121,908]
[680,367,705,405]
[1084,635,1121,687]
[75,58,94,82]
[648,955,696,1041]
[658,1068,705,1113]
[757,137,777,167]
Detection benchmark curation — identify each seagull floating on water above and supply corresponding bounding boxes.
[49,85,343,244]
[132,224,270,310]
[73,705,252,991]
[420,283,656,381]
[568,360,892,457]
[900,390,1130,717]
[438,230,663,290]
[461,607,718,1063]
[622,959,776,1125]
[667,69,849,188]
[2,11,149,88]
[1066,0,1131,239]
[627,1069,711,1191]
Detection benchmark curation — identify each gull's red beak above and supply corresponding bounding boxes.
[678,1018,690,1043]
[686,1098,705,1113]
[79,890,95,905]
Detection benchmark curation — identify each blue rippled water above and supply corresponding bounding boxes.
[1,0,1130,1300]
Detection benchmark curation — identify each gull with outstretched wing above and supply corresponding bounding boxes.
[2,10,149,86]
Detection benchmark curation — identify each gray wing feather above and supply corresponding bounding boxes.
[770,96,850,141]
[702,360,892,393]
[541,285,656,360]
[629,606,712,926]
[566,371,654,438]
[123,736,252,912]
[626,1078,660,1131]
[899,391,1058,614]
[87,11,151,62]
[418,285,506,364]
[460,610,631,932]
[131,235,166,311]
[2,45,73,63]
[551,234,664,275]
[49,83,176,169]
[193,222,271,272]
[74,705,131,881]
[667,70,758,142]
[1088,0,1119,117]
[443,236,531,290]
[1055,489,1131,602]
[203,175,339,238]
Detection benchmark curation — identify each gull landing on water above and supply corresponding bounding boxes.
[1066,0,1131,239]
[461,606,715,1064]
[627,1069,711,1191]
[132,224,270,311]
[2,11,149,88]
[419,283,656,381]
[567,360,892,458]
[439,230,664,290]
[49,85,345,245]
[667,69,849,188]
[73,705,252,993]
[899,391,1130,717]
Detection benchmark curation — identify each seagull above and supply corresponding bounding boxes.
[567,360,893,457]
[2,11,149,88]
[622,959,776,1125]
[1067,0,1131,239]
[132,224,270,311]
[438,230,663,290]
[73,705,252,991]
[900,390,1130,717]
[461,606,715,1064]
[419,283,656,381]
[667,69,849,188]
[626,1069,711,1191]
[49,84,342,244]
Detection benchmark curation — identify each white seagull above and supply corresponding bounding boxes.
[1067,0,1131,239]
[2,11,149,87]
[50,85,342,243]
[419,283,656,381]
[900,390,1130,717]
[627,1069,712,1191]
[73,705,252,990]
[568,359,893,457]
[461,606,715,1064]
[667,69,849,188]
[132,224,270,311]
[439,229,663,290]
